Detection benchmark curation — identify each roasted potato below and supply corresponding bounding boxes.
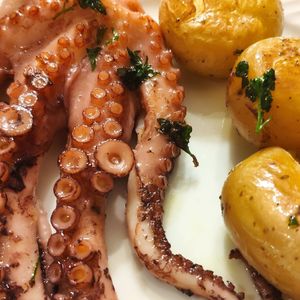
[222,147,300,299]
[159,0,283,78]
[227,37,300,152]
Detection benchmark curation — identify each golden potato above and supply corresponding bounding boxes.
[159,0,283,78]
[227,37,300,152]
[221,147,300,299]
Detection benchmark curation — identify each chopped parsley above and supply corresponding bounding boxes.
[117,48,160,90]
[157,118,199,167]
[96,26,107,44]
[85,27,106,71]
[29,258,40,287]
[105,28,119,45]
[235,60,249,88]
[235,61,276,133]
[79,0,106,14]
[53,0,76,20]
[87,47,101,71]
[288,215,299,228]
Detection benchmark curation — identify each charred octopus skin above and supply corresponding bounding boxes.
[0,0,246,300]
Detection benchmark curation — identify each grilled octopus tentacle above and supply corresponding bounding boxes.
[122,3,244,300]
[46,38,137,299]
[0,2,105,299]
[0,70,64,299]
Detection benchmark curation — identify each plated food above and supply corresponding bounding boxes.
[159,0,283,78]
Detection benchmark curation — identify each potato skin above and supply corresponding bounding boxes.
[222,147,300,299]
[159,0,283,78]
[227,38,300,152]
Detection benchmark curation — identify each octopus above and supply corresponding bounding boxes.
[0,0,250,299]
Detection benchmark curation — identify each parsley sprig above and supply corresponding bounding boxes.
[288,215,299,228]
[235,61,276,133]
[117,48,160,90]
[87,47,101,71]
[288,206,300,228]
[157,118,199,167]
[105,28,119,45]
[53,0,76,20]
[79,0,106,14]
[86,26,107,71]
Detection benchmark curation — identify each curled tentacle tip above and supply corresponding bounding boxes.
[95,140,134,177]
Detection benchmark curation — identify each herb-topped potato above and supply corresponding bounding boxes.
[221,147,300,300]
[159,0,283,78]
[227,37,300,152]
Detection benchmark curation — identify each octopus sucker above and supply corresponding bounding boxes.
[0,0,250,299]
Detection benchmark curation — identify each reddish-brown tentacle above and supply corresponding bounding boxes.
[47,33,138,298]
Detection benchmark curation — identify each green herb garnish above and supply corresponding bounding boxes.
[235,61,276,133]
[105,28,119,45]
[96,26,107,44]
[53,0,76,20]
[288,215,299,228]
[235,60,249,88]
[157,118,199,167]
[29,258,40,287]
[79,0,106,14]
[117,48,160,90]
[87,47,100,71]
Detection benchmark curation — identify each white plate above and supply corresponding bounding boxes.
[37,1,300,299]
